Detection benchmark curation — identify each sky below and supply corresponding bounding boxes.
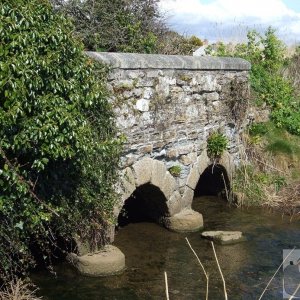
[158,0,300,45]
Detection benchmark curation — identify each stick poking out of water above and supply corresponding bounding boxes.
[258,247,296,300]
[185,237,209,300]
[211,241,228,300]
[289,282,300,300]
[164,271,170,300]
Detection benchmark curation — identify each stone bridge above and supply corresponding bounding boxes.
[88,52,250,233]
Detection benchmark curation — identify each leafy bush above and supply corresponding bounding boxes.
[0,0,121,281]
[207,132,228,159]
[211,27,300,136]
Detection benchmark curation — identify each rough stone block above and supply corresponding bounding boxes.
[179,152,197,166]
[143,87,154,99]
[151,160,167,188]
[165,209,203,232]
[197,151,210,175]
[186,165,200,190]
[132,158,153,186]
[139,144,153,154]
[219,151,233,177]
[206,92,219,101]
[68,245,125,277]
[166,149,178,159]
[162,172,177,200]
[167,191,182,216]
[136,98,150,112]
[181,186,194,207]
[120,167,135,201]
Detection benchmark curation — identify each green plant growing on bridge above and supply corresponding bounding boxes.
[207,132,228,159]
[168,165,182,177]
[0,0,122,282]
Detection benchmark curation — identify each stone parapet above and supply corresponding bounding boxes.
[86,52,250,71]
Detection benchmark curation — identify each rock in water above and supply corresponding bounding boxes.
[68,245,125,277]
[201,230,244,244]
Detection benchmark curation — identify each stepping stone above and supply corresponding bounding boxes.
[68,245,125,277]
[201,230,244,245]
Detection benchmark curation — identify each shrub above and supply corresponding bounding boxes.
[0,0,121,281]
[212,27,300,136]
[207,132,228,159]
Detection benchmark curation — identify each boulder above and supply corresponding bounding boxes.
[165,209,203,232]
[68,245,125,277]
[201,230,244,244]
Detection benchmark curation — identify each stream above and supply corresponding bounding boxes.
[32,196,300,299]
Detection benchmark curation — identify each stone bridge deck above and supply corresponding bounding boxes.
[87,52,250,232]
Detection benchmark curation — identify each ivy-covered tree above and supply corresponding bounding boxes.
[0,0,121,282]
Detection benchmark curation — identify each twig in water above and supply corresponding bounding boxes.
[221,172,229,202]
[289,282,300,300]
[185,237,209,300]
[211,241,228,300]
[258,247,295,300]
[164,271,170,300]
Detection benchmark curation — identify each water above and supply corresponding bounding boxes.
[32,196,300,299]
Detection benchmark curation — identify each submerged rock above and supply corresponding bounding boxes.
[165,209,204,232]
[201,230,244,244]
[68,245,125,277]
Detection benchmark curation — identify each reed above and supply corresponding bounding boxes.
[164,271,170,300]
[211,241,228,300]
[185,237,209,300]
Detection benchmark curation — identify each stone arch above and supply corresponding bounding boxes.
[117,183,169,227]
[194,164,230,197]
[181,150,234,207]
[181,150,210,208]
[115,157,179,220]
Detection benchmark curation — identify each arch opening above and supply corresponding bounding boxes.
[194,164,230,199]
[117,183,169,227]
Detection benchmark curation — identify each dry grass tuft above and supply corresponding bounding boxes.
[0,279,42,300]
[267,182,300,218]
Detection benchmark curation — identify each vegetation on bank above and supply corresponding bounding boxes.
[0,0,122,284]
[209,28,300,210]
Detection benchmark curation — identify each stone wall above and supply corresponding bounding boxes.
[87,52,250,231]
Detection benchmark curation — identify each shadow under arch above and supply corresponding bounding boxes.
[194,164,230,198]
[117,183,169,227]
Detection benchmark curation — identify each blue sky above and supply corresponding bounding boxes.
[159,0,300,44]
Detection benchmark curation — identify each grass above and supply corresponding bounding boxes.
[232,121,300,213]
[0,279,42,300]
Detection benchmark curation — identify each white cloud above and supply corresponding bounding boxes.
[159,0,300,43]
